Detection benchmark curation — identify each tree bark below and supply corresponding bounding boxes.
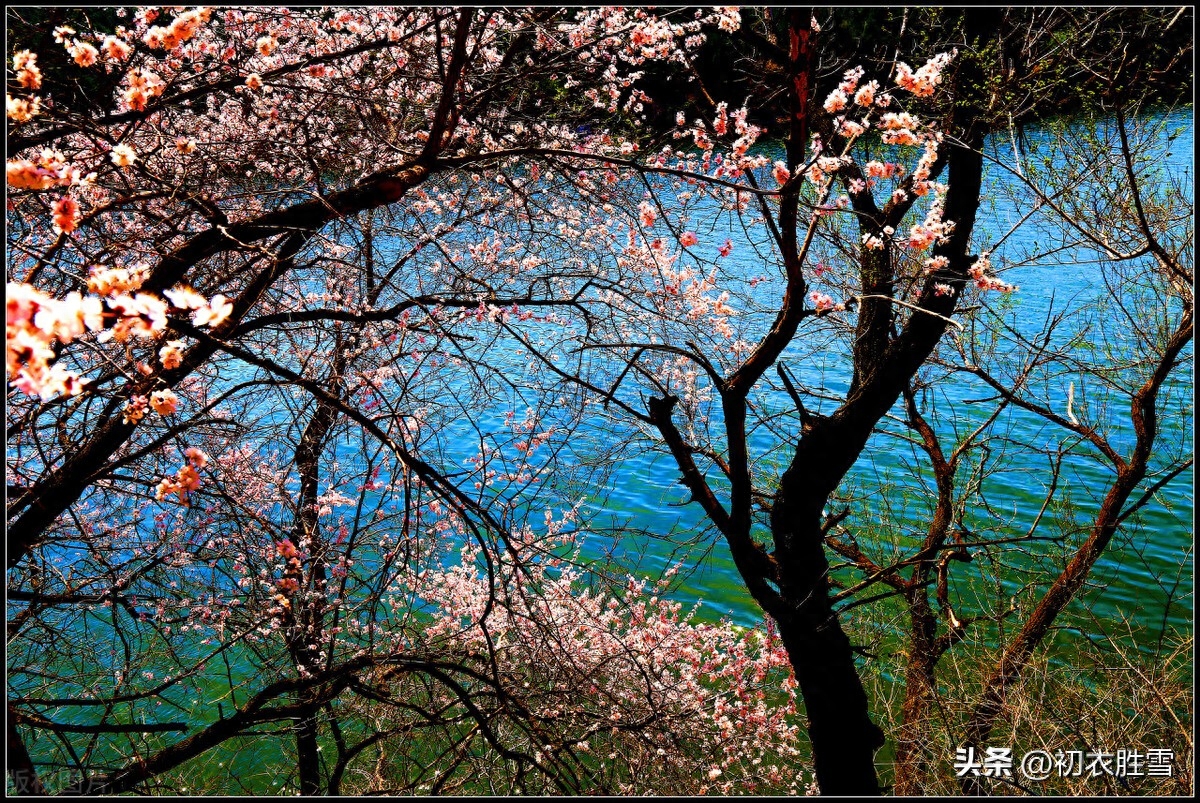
[770,471,886,794]
[286,329,352,794]
[7,706,47,796]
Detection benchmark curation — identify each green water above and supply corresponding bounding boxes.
[8,111,1192,793]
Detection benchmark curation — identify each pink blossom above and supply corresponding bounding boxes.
[854,80,878,107]
[679,231,698,247]
[839,66,864,94]
[149,389,178,416]
[256,35,278,57]
[7,159,59,190]
[865,160,901,179]
[193,295,233,328]
[123,395,148,424]
[862,233,885,250]
[110,144,137,167]
[102,36,132,61]
[712,102,728,136]
[159,340,186,370]
[638,201,656,228]
[772,161,790,186]
[185,447,209,468]
[895,50,957,97]
[69,41,99,67]
[839,119,866,138]
[163,286,207,310]
[924,255,950,275]
[32,292,101,342]
[123,87,148,112]
[7,95,40,123]
[88,265,146,296]
[823,88,848,114]
[13,50,41,89]
[969,251,992,280]
[808,291,841,312]
[51,197,80,234]
[7,282,47,328]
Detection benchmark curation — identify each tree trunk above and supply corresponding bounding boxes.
[892,597,939,795]
[288,369,341,794]
[295,698,322,795]
[7,708,47,796]
[775,611,886,794]
[771,460,885,794]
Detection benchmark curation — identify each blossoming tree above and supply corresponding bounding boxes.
[441,6,1191,794]
[7,5,1191,796]
[7,6,812,795]
[479,9,1008,792]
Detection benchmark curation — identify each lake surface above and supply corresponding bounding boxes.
[421,110,1195,657]
[8,110,1192,792]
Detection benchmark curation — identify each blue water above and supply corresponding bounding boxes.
[7,110,1192,792]
[406,110,1195,648]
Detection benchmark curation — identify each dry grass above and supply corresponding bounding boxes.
[872,631,1193,795]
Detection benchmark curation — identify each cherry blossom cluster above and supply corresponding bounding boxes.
[806,155,852,187]
[807,54,957,196]
[53,7,211,67]
[155,447,209,506]
[508,409,558,458]
[822,66,882,116]
[557,8,738,117]
[906,188,955,249]
[967,251,1016,293]
[6,271,232,400]
[121,68,168,112]
[791,49,1019,310]
[400,530,812,794]
[11,49,41,88]
[894,50,958,97]
[6,149,89,191]
[676,101,764,171]
[809,291,845,313]
[6,50,43,123]
[270,537,303,611]
[122,388,179,424]
[619,228,738,344]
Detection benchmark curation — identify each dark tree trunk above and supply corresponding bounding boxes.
[768,492,892,792]
[776,614,886,795]
[769,435,887,794]
[7,707,47,796]
[295,701,322,795]
[287,363,342,795]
